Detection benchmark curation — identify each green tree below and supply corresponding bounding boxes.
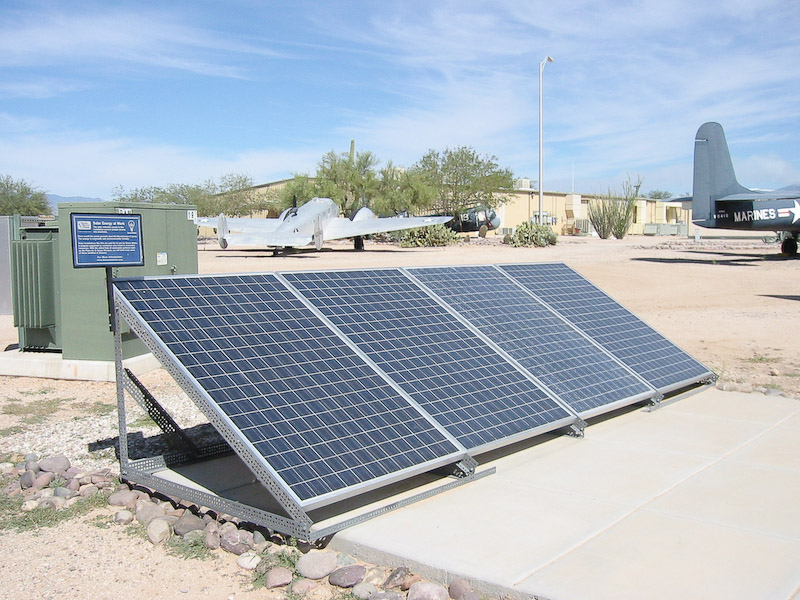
[371,162,437,216]
[113,173,269,217]
[315,148,380,216]
[647,189,672,199]
[0,175,49,215]
[411,147,513,217]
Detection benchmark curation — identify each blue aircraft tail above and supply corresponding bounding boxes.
[692,122,751,225]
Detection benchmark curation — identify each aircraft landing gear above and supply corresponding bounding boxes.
[781,235,798,256]
[353,236,365,251]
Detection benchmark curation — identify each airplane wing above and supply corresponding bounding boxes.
[197,215,284,247]
[324,214,453,241]
[716,191,800,202]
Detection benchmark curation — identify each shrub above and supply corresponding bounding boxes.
[511,222,557,247]
[399,224,461,247]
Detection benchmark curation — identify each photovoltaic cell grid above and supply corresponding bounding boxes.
[498,263,712,392]
[283,269,574,451]
[407,266,656,415]
[114,274,461,505]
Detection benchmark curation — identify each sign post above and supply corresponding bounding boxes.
[70,213,144,332]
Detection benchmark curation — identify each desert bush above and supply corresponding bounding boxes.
[511,222,557,247]
[399,224,461,247]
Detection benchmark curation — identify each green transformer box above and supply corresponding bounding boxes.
[11,202,198,361]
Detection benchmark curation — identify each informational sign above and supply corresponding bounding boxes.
[70,213,144,268]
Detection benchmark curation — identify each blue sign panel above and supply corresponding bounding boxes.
[70,213,144,268]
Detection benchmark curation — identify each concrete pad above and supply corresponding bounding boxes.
[0,348,159,381]
[517,510,800,600]
[647,457,800,538]
[329,388,800,600]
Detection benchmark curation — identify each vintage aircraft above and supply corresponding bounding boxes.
[198,197,452,251]
[689,121,800,254]
[447,205,501,233]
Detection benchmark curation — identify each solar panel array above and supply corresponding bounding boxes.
[407,265,655,415]
[114,263,712,512]
[498,263,713,392]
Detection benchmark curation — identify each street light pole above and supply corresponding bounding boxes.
[538,55,553,225]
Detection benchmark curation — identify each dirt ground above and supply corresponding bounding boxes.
[0,234,798,600]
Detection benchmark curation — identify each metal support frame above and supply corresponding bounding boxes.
[122,368,199,457]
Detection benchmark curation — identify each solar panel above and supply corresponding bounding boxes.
[498,263,713,392]
[406,265,657,416]
[114,274,465,508]
[282,269,576,452]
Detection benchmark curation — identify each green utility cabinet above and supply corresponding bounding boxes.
[11,202,198,361]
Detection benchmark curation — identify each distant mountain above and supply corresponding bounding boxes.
[777,184,800,192]
[47,194,108,215]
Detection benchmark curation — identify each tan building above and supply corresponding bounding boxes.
[493,183,694,238]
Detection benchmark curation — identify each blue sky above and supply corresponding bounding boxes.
[1,1,798,200]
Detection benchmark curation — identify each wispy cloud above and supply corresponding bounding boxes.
[0,7,279,77]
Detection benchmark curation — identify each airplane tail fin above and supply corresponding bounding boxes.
[692,122,750,224]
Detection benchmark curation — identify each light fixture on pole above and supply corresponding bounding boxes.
[538,55,553,225]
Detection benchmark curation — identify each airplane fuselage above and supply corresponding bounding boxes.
[700,199,800,233]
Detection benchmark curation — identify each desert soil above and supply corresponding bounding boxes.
[0,234,797,600]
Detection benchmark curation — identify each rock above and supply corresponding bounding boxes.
[23,453,39,463]
[39,455,70,474]
[204,528,220,550]
[351,582,378,600]
[19,470,36,489]
[24,460,40,474]
[114,510,134,525]
[53,486,77,499]
[79,484,99,498]
[252,529,268,545]
[336,553,357,567]
[220,529,252,555]
[236,552,261,570]
[218,521,239,536]
[21,499,40,512]
[329,564,366,588]
[264,566,293,588]
[296,549,338,580]
[448,579,475,600]
[32,472,56,491]
[402,574,423,591]
[204,521,220,549]
[174,512,206,537]
[769,367,780,376]
[108,489,138,507]
[384,567,411,589]
[147,518,172,545]
[362,567,387,586]
[290,579,318,595]
[136,500,167,526]
[66,478,81,492]
[407,582,449,600]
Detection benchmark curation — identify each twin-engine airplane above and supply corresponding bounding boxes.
[690,121,800,254]
[199,197,452,252]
